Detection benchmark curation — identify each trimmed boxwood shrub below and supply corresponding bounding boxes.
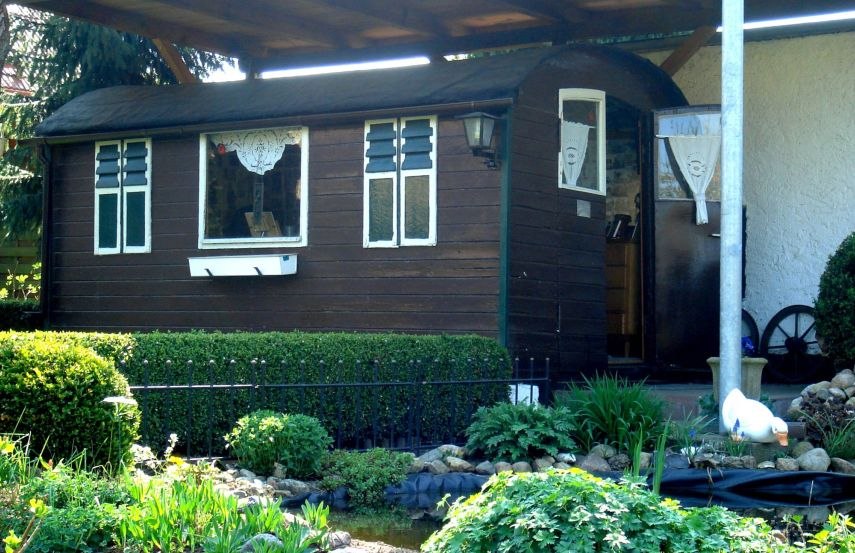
[815,231,855,366]
[16,331,511,456]
[0,332,140,470]
[423,468,778,553]
[225,409,331,477]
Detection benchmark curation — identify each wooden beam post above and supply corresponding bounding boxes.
[152,38,199,84]
[659,25,717,76]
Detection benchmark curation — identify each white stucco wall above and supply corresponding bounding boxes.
[644,32,855,335]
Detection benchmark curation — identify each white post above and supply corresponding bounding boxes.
[719,0,744,432]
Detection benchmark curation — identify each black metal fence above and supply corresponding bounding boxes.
[128,357,550,458]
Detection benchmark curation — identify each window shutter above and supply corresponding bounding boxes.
[122,140,149,186]
[401,118,433,170]
[95,143,121,188]
[365,122,397,173]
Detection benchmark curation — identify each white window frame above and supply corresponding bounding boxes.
[363,115,437,248]
[363,118,399,248]
[557,88,606,195]
[94,138,152,255]
[197,126,309,250]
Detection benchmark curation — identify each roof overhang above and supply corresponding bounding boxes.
[12,1,855,73]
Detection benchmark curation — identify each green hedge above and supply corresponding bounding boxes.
[0,299,42,330]
[13,331,512,456]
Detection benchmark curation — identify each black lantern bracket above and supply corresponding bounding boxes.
[456,111,501,169]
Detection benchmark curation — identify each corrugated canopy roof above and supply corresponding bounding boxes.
[40,45,680,138]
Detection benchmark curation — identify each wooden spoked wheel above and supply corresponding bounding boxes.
[760,305,828,383]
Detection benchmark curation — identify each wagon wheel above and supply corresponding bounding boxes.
[760,305,828,383]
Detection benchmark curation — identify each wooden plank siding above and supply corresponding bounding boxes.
[505,70,608,381]
[46,118,503,335]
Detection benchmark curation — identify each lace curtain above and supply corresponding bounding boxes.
[667,135,721,224]
[561,121,592,188]
[210,128,302,175]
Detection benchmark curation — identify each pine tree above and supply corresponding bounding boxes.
[0,8,224,238]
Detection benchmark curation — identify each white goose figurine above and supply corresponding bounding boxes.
[721,388,789,446]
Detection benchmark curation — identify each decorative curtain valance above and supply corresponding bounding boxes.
[210,128,302,175]
[666,135,721,225]
[560,121,592,188]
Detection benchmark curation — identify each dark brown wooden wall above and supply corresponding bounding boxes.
[46,118,503,335]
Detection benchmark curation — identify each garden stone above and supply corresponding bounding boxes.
[797,448,831,472]
[494,461,513,473]
[816,388,831,401]
[408,457,426,474]
[811,381,832,393]
[638,452,652,470]
[417,447,444,464]
[533,456,555,471]
[829,387,848,402]
[607,453,631,471]
[273,462,288,479]
[427,459,450,475]
[438,444,467,458]
[787,397,803,418]
[740,455,757,469]
[664,454,690,470]
[273,478,311,496]
[553,461,570,470]
[589,444,616,459]
[445,456,474,472]
[776,457,800,471]
[722,456,744,469]
[577,454,610,473]
[831,370,855,389]
[757,461,776,469]
[241,533,282,553]
[845,386,855,398]
[830,458,855,474]
[511,461,533,473]
[475,461,496,475]
[329,531,352,549]
[556,452,576,464]
[692,453,720,469]
[791,441,815,458]
[238,468,257,479]
[847,397,855,408]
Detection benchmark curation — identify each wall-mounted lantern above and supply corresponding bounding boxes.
[456,111,500,169]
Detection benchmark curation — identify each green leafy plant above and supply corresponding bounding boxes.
[669,412,713,458]
[802,412,855,460]
[423,468,779,553]
[225,410,331,477]
[0,262,41,301]
[320,448,412,510]
[555,374,666,452]
[815,232,855,365]
[0,333,140,471]
[464,402,576,462]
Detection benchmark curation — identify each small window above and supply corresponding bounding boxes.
[363,116,436,247]
[558,89,605,194]
[94,138,151,254]
[198,127,308,249]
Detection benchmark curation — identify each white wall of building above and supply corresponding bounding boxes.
[645,31,855,335]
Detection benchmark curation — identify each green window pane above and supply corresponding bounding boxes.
[125,191,146,247]
[404,175,429,240]
[369,178,394,242]
[98,193,118,249]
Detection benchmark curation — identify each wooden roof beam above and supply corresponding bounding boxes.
[659,25,717,75]
[496,0,590,24]
[24,1,253,58]
[315,0,459,37]
[151,38,198,84]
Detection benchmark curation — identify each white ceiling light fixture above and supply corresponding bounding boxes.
[716,9,855,31]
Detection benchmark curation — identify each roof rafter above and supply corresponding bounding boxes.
[314,0,461,37]
[496,0,590,24]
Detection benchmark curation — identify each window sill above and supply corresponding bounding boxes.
[188,254,297,277]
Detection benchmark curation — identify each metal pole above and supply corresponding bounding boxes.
[719,0,744,432]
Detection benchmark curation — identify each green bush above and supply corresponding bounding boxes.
[815,232,855,366]
[0,333,140,470]
[320,448,412,510]
[555,374,666,452]
[422,468,778,553]
[225,409,331,477]
[464,403,576,462]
